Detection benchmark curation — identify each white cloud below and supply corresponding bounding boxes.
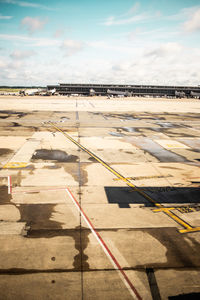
[0,33,60,47]
[61,39,84,56]
[1,0,53,10]
[21,17,48,34]
[10,49,36,59]
[0,13,12,19]
[184,8,200,32]
[103,12,150,26]
[54,29,64,38]
[128,2,140,15]
[146,42,182,58]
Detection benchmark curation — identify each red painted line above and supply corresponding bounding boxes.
[66,187,142,300]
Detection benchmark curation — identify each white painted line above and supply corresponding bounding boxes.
[7,176,11,194]
[65,188,142,300]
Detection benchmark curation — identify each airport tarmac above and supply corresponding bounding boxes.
[0,96,200,299]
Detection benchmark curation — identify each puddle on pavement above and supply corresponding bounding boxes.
[156,122,175,128]
[32,149,78,162]
[109,132,125,137]
[125,137,187,162]
[92,112,139,121]
[119,127,137,133]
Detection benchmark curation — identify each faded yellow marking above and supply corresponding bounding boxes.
[3,162,28,169]
[155,139,189,149]
[49,122,200,234]
[113,174,171,181]
[177,206,199,213]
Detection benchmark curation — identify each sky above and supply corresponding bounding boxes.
[0,0,200,86]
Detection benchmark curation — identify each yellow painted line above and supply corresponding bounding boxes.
[50,122,161,208]
[49,122,200,233]
[153,207,175,212]
[113,177,133,181]
[3,162,28,169]
[179,227,200,233]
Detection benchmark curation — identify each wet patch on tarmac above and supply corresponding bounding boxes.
[0,148,13,156]
[132,227,200,268]
[124,137,188,162]
[12,171,25,187]
[18,204,63,229]
[12,122,21,127]
[24,224,90,270]
[178,138,200,149]
[0,110,28,119]
[0,185,12,204]
[32,149,79,162]
[109,132,125,137]
[88,156,97,162]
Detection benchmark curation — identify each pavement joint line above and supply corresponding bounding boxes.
[65,187,142,300]
[49,122,200,234]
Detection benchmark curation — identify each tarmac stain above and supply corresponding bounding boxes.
[0,110,28,118]
[88,156,97,162]
[23,221,90,270]
[132,228,200,268]
[12,122,21,127]
[18,204,62,229]
[73,226,90,270]
[12,171,24,187]
[0,115,9,119]
[32,149,78,162]
[0,148,13,156]
[0,185,12,204]
[126,137,187,162]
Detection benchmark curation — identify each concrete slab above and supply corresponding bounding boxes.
[0,222,26,235]
[0,205,20,221]
[80,136,138,150]
[83,270,152,300]
[81,205,176,229]
[17,164,79,187]
[155,268,200,299]
[0,235,80,270]
[0,273,82,300]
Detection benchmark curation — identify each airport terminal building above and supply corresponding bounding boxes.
[47,83,200,98]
